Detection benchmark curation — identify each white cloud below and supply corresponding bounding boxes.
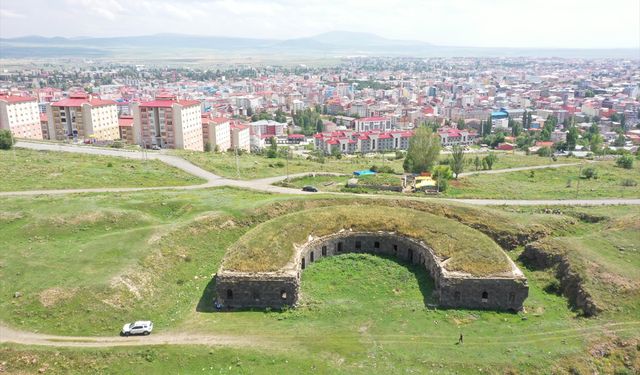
[0,9,25,18]
[0,0,638,48]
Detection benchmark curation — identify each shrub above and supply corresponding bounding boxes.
[111,140,124,149]
[621,179,637,187]
[616,154,634,169]
[0,129,14,150]
[581,167,598,179]
[536,147,552,157]
[106,162,113,168]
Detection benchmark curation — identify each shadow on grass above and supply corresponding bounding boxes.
[196,277,217,313]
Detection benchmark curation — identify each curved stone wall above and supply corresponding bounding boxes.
[215,230,528,311]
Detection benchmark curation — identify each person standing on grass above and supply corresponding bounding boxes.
[458,333,463,344]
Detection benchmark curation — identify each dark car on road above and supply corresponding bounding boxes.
[302,185,318,192]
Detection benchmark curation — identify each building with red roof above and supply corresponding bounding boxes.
[0,94,43,140]
[131,94,203,151]
[354,116,394,132]
[118,115,135,144]
[46,93,119,141]
[202,114,231,151]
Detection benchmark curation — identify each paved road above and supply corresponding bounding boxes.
[4,141,640,206]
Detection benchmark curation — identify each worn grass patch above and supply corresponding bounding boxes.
[222,205,512,276]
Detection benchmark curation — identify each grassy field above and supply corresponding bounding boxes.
[446,161,640,199]
[222,205,511,275]
[175,149,579,180]
[0,190,638,374]
[0,149,204,191]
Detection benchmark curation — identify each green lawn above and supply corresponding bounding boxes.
[446,161,640,199]
[0,190,638,374]
[0,149,205,191]
[175,149,579,180]
[175,150,403,180]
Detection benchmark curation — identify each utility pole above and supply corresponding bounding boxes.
[285,147,290,182]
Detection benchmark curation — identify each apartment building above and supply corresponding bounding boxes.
[131,95,203,151]
[314,130,413,155]
[354,116,394,132]
[118,116,135,144]
[202,116,231,151]
[47,93,119,141]
[0,94,43,140]
[231,123,251,152]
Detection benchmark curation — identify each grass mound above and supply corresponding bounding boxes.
[222,205,512,276]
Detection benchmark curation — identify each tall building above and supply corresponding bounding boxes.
[0,94,43,140]
[131,95,203,151]
[47,93,119,141]
[202,116,231,151]
[231,124,251,152]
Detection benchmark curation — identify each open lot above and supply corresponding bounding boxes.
[0,149,204,191]
[1,189,638,374]
[446,161,640,199]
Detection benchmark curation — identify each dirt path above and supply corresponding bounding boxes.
[0,324,261,348]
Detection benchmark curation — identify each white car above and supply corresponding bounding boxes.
[121,320,153,336]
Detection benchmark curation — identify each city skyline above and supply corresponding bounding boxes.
[1,0,639,49]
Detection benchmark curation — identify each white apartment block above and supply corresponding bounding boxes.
[0,95,43,140]
[47,94,119,141]
[203,117,231,151]
[231,124,251,152]
[354,116,393,132]
[132,95,203,151]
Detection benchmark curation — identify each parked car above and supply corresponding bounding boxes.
[302,185,318,192]
[121,320,153,336]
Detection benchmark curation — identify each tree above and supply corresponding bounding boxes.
[266,137,278,158]
[616,154,634,169]
[511,120,522,137]
[613,134,626,147]
[522,111,528,129]
[589,133,603,156]
[450,146,465,178]
[204,142,212,152]
[456,118,466,130]
[432,165,453,192]
[473,156,481,171]
[483,152,497,170]
[482,116,493,137]
[0,129,14,150]
[566,125,579,151]
[403,127,441,173]
[246,107,254,117]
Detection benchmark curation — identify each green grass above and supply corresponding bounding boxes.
[222,205,512,275]
[0,149,205,191]
[446,161,640,199]
[175,149,578,180]
[275,174,349,192]
[0,190,638,374]
[175,150,403,180]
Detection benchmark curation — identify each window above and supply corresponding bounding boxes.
[374,241,380,249]
[482,291,488,302]
[301,258,306,270]
[355,241,361,250]
[337,242,343,252]
[310,251,314,262]
[393,245,398,254]
[321,246,327,256]
[509,292,515,303]
[408,248,413,263]
[226,289,233,299]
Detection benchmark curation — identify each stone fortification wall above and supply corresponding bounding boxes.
[215,231,528,311]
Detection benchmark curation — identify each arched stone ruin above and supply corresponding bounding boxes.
[215,230,528,311]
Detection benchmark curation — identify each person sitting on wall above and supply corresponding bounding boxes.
[214,299,223,310]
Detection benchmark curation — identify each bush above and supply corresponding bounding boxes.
[621,179,637,187]
[111,140,124,149]
[0,129,14,150]
[536,147,552,157]
[615,154,634,169]
[106,162,113,168]
[371,165,396,174]
[395,151,405,160]
[581,167,598,179]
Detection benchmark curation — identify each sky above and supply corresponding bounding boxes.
[0,0,639,49]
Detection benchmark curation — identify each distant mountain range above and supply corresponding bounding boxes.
[0,31,636,59]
